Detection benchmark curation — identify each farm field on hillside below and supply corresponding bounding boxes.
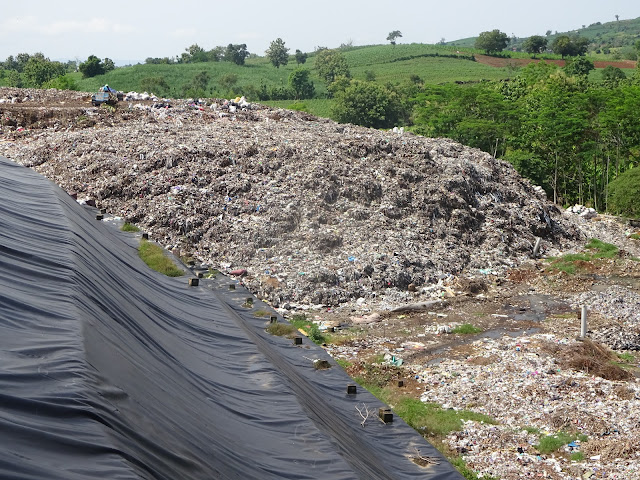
[342,43,468,67]
[351,56,513,84]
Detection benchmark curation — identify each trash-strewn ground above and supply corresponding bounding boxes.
[2,87,640,479]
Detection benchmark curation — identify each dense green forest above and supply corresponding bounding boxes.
[1,19,639,216]
[410,62,640,213]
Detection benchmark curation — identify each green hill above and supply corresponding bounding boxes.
[70,43,510,100]
[447,16,640,59]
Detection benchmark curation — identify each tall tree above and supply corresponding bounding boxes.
[265,38,289,68]
[314,49,350,85]
[386,30,402,46]
[522,35,548,55]
[79,55,105,78]
[564,57,594,77]
[551,35,589,58]
[294,49,307,65]
[475,30,509,54]
[224,44,249,65]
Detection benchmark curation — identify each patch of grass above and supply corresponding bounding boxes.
[121,222,140,232]
[396,399,496,436]
[355,374,495,437]
[370,353,386,364]
[570,451,585,462]
[618,352,636,363]
[522,425,541,434]
[287,101,308,112]
[289,314,327,345]
[138,240,184,277]
[450,456,499,480]
[451,323,483,334]
[253,309,268,317]
[353,366,497,479]
[266,323,296,337]
[630,233,640,240]
[335,358,352,369]
[535,431,576,454]
[546,238,619,274]
[585,238,619,258]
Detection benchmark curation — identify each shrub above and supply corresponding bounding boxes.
[608,168,640,218]
[331,80,403,129]
[288,68,315,100]
[287,102,309,112]
[43,74,79,91]
[289,314,327,345]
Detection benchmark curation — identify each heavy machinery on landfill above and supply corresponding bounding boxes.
[91,85,123,106]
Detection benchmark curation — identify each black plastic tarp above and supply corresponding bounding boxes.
[0,156,464,479]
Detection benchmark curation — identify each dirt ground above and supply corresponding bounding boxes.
[320,255,640,366]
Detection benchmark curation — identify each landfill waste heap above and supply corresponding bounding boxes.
[0,88,585,309]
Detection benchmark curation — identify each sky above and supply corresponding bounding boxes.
[1,1,638,65]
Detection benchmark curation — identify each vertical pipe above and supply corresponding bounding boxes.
[580,306,587,338]
[533,237,542,257]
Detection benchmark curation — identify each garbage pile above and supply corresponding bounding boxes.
[0,87,89,104]
[573,285,640,350]
[415,333,640,479]
[0,88,587,309]
[567,204,598,219]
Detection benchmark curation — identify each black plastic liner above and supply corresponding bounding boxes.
[0,156,463,479]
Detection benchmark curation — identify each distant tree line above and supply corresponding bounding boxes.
[0,52,83,89]
[145,44,251,66]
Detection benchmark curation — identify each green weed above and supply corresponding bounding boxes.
[570,451,585,462]
[450,457,499,480]
[397,399,496,437]
[138,240,184,277]
[253,309,268,317]
[121,222,140,232]
[289,314,327,345]
[630,233,640,240]
[204,268,219,279]
[335,358,352,369]
[535,431,580,454]
[266,323,296,337]
[451,324,483,334]
[618,352,636,363]
[585,238,619,258]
